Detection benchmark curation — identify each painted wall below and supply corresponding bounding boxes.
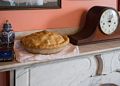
[0,0,117,31]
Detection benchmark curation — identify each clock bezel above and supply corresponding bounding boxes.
[99,7,120,35]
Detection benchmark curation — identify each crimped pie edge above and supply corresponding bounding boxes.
[21,35,69,49]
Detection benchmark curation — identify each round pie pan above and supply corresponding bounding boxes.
[24,45,67,55]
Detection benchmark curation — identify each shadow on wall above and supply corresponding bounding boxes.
[46,8,88,31]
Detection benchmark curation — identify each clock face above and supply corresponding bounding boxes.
[100,9,119,35]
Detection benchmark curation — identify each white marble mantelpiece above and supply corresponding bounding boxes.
[0,39,120,72]
[3,28,119,86]
[0,28,120,72]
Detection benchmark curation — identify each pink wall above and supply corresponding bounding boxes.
[0,0,117,31]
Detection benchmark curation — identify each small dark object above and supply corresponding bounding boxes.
[100,83,118,86]
[0,20,15,62]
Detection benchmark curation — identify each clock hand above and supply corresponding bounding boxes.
[108,14,113,23]
[108,20,111,23]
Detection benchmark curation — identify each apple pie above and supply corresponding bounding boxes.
[20,30,69,54]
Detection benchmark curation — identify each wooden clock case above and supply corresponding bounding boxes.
[69,6,120,45]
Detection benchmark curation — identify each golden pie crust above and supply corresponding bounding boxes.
[20,30,69,54]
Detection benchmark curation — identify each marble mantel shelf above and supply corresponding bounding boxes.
[0,40,120,72]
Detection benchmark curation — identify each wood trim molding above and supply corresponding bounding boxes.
[0,72,10,86]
